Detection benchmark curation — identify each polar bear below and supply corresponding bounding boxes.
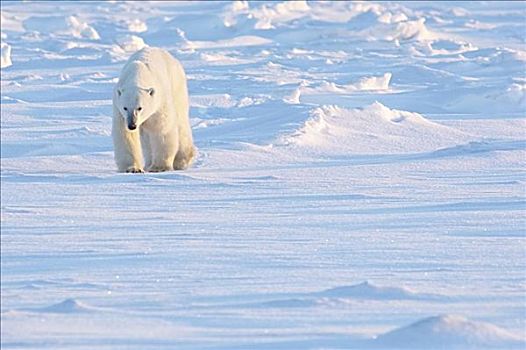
[112,47,195,173]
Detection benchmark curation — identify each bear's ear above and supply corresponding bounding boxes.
[117,89,122,97]
[148,88,155,96]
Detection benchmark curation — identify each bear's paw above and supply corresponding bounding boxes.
[147,164,172,173]
[126,166,144,173]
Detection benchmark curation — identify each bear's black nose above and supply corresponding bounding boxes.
[127,123,137,130]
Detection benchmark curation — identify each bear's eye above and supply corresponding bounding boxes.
[123,107,128,111]
[137,107,142,111]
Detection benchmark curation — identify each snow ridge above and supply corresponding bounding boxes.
[319,281,433,300]
[37,299,95,314]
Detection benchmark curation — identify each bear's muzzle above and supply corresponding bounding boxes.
[127,112,138,131]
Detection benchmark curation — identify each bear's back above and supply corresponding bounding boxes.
[119,47,184,89]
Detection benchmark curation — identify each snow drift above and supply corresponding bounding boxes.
[281,102,471,155]
[301,73,393,95]
[373,315,525,349]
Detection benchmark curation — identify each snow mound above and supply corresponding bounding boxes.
[126,19,147,33]
[352,73,392,91]
[223,1,250,28]
[66,16,100,40]
[1,42,12,68]
[250,0,310,29]
[426,39,477,56]
[374,314,525,349]
[113,35,147,54]
[23,15,100,40]
[362,18,437,43]
[319,281,426,300]
[38,299,94,314]
[302,73,392,94]
[447,83,526,113]
[233,2,435,43]
[390,18,435,42]
[0,12,24,32]
[243,282,444,309]
[236,1,409,28]
[283,87,302,104]
[281,102,470,156]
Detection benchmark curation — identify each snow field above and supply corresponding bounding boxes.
[1,1,525,349]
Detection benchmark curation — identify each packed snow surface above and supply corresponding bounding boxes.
[1,1,525,349]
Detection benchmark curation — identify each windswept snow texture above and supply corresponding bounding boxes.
[1,1,526,349]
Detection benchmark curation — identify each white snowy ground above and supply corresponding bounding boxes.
[1,1,525,349]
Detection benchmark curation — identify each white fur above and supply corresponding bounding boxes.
[112,47,195,173]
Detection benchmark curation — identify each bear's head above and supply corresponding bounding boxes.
[115,86,158,131]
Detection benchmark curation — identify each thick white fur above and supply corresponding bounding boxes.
[112,47,195,173]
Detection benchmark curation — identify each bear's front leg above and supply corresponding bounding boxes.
[140,131,153,170]
[112,115,144,173]
[147,130,178,173]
